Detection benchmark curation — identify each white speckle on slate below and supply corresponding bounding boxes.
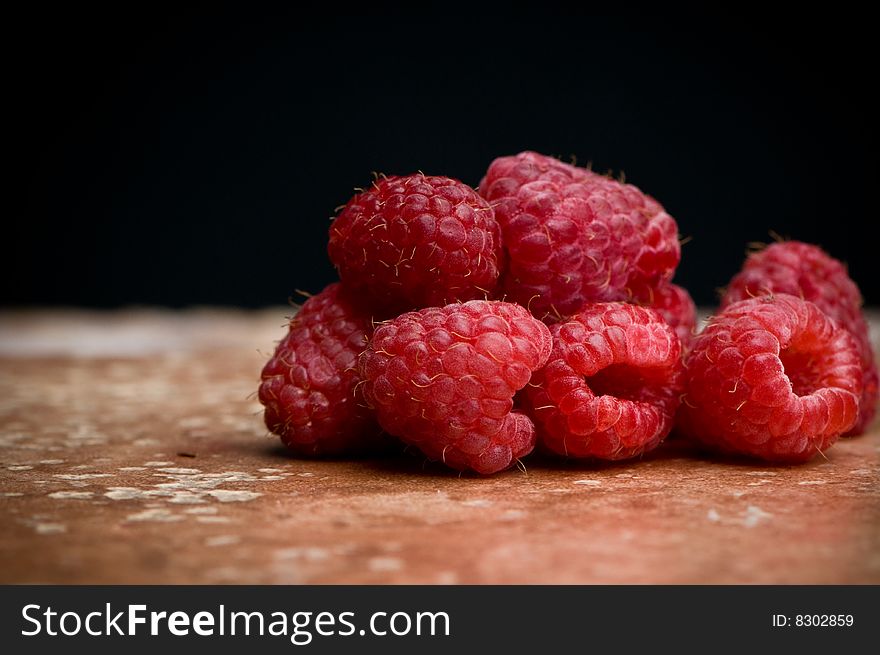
[48,491,94,500]
[35,523,67,535]
[207,490,261,502]
[165,492,205,505]
[103,468,269,506]
[153,471,259,490]
[0,435,26,450]
[435,571,458,584]
[368,557,403,572]
[126,508,183,522]
[274,547,329,561]
[105,488,146,500]
[742,505,772,528]
[105,487,206,504]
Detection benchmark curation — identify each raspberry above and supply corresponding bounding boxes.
[722,241,877,434]
[479,151,680,322]
[258,283,383,456]
[328,174,503,315]
[523,302,684,460]
[677,294,862,462]
[358,300,552,474]
[632,282,697,349]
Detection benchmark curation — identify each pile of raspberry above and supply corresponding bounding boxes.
[258,152,875,474]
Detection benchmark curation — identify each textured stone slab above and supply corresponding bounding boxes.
[1,309,877,584]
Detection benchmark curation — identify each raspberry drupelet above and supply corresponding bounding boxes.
[632,281,697,349]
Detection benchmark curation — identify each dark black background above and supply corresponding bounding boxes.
[5,5,876,308]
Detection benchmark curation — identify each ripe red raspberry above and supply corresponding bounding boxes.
[632,282,697,349]
[722,241,877,435]
[523,302,684,460]
[258,283,383,456]
[479,151,680,323]
[677,294,862,462]
[328,174,503,315]
[358,300,552,474]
